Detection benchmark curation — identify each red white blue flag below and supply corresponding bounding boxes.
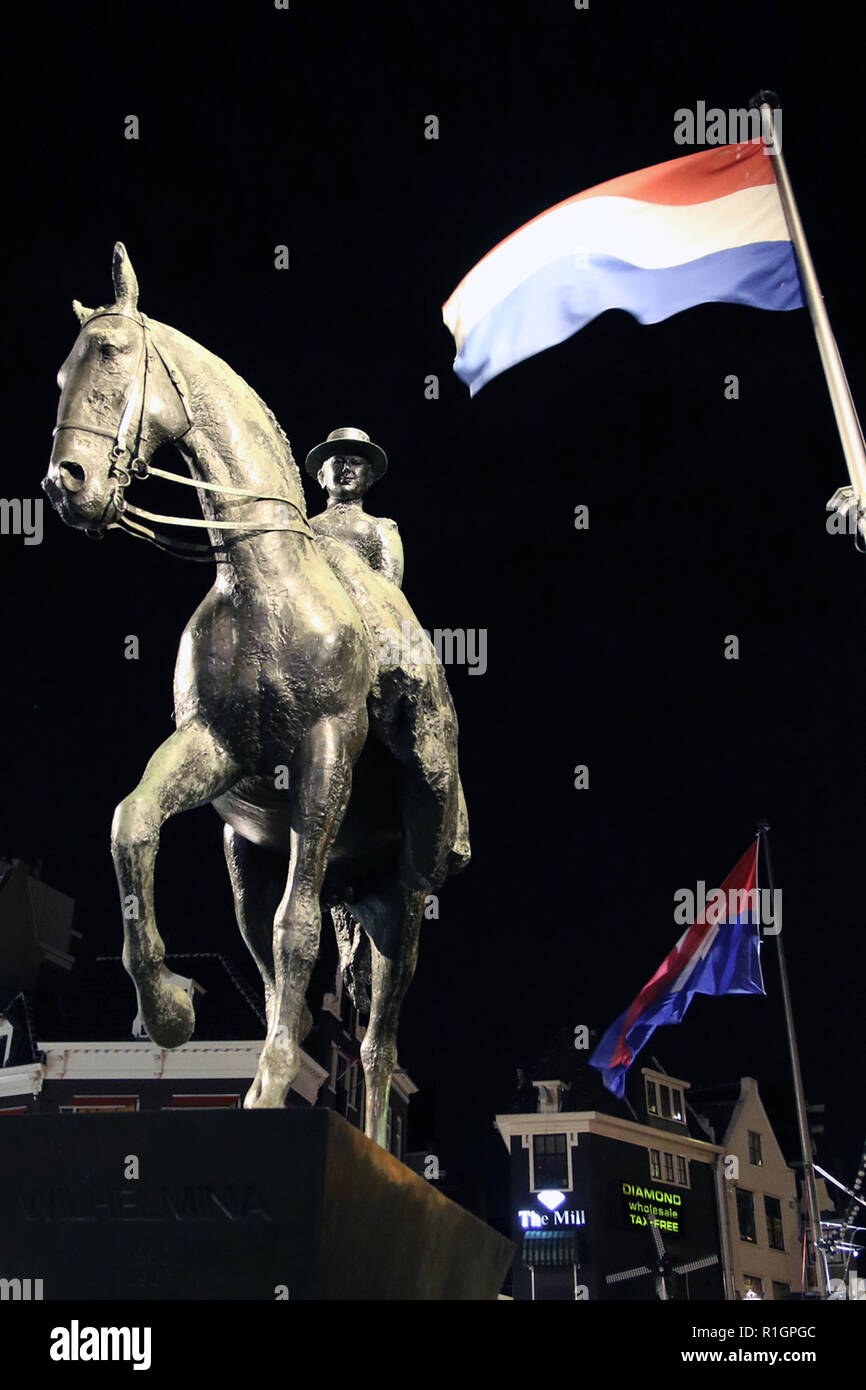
[589,841,766,1099]
[443,142,803,395]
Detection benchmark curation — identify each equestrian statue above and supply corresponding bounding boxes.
[42,243,470,1147]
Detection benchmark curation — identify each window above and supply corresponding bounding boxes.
[743,1275,764,1299]
[532,1133,569,1189]
[772,1281,790,1301]
[736,1188,757,1243]
[651,1152,688,1186]
[748,1130,763,1166]
[645,1075,686,1123]
[764,1195,785,1250]
[59,1095,139,1113]
[392,1111,403,1159]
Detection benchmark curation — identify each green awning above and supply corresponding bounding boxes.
[522,1230,580,1268]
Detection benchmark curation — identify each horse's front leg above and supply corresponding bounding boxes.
[245,712,365,1109]
[112,720,241,1048]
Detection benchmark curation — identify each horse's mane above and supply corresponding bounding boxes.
[235,373,307,514]
[152,314,309,517]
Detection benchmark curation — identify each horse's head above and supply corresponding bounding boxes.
[43,243,189,533]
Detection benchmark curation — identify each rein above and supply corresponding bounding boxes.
[52,308,315,561]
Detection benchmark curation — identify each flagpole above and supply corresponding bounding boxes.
[750,92,866,543]
[757,821,829,1297]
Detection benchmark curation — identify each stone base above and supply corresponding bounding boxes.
[0,1108,514,1299]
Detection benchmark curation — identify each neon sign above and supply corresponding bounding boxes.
[518,1207,585,1229]
[621,1181,684,1234]
[537,1190,566,1211]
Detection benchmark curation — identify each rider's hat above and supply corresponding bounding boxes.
[305,427,388,481]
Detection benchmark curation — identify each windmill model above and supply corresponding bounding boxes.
[606,1220,719,1300]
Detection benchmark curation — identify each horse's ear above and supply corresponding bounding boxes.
[72,299,94,325]
[112,241,139,311]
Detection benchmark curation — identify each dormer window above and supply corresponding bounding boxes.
[643,1070,687,1124]
[659,1084,685,1121]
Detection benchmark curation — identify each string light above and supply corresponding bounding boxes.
[840,1136,866,1231]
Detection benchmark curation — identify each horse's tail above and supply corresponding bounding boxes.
[330,903,372,1013]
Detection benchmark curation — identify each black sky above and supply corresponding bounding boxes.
[3,2,864,1211]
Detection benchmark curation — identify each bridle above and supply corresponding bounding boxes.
[52,308,315,561]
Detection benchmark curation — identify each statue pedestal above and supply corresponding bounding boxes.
[0,1109,513,1300]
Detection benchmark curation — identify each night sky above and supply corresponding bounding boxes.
[4,2,864,1220]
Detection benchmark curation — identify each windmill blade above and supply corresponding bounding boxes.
[606,1265,652,1284]
[672,1254,720,1276]
[650,1221,666,1260]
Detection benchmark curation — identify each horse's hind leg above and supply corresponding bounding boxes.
[223,825,313,1040]
[359,884,427,1147]
[246,713,364,1110]
[112,720,241,1048]
[223,825,280,1028]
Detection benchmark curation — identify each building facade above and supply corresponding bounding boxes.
[689,1078,805,1299]
[498,1027,824,1301]
[497,1049,727,1301]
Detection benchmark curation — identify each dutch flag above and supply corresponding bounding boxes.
[589,840,766,1099]
[443,141,804,395]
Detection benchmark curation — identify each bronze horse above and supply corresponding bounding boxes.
[43,243,469,1145]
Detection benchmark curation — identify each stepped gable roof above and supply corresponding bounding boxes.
[685,1081,741,1145]
[689,1077,807,1169]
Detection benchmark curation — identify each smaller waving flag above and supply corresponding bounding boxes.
[589,841,765,1099]
[442,141,803,395]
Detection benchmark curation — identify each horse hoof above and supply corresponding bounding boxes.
[243,1075,287,1109]
[243,1077,265,1109]
[244,1039,293,1108]
[244,1068,289,1109]
[139,978,196,1049]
